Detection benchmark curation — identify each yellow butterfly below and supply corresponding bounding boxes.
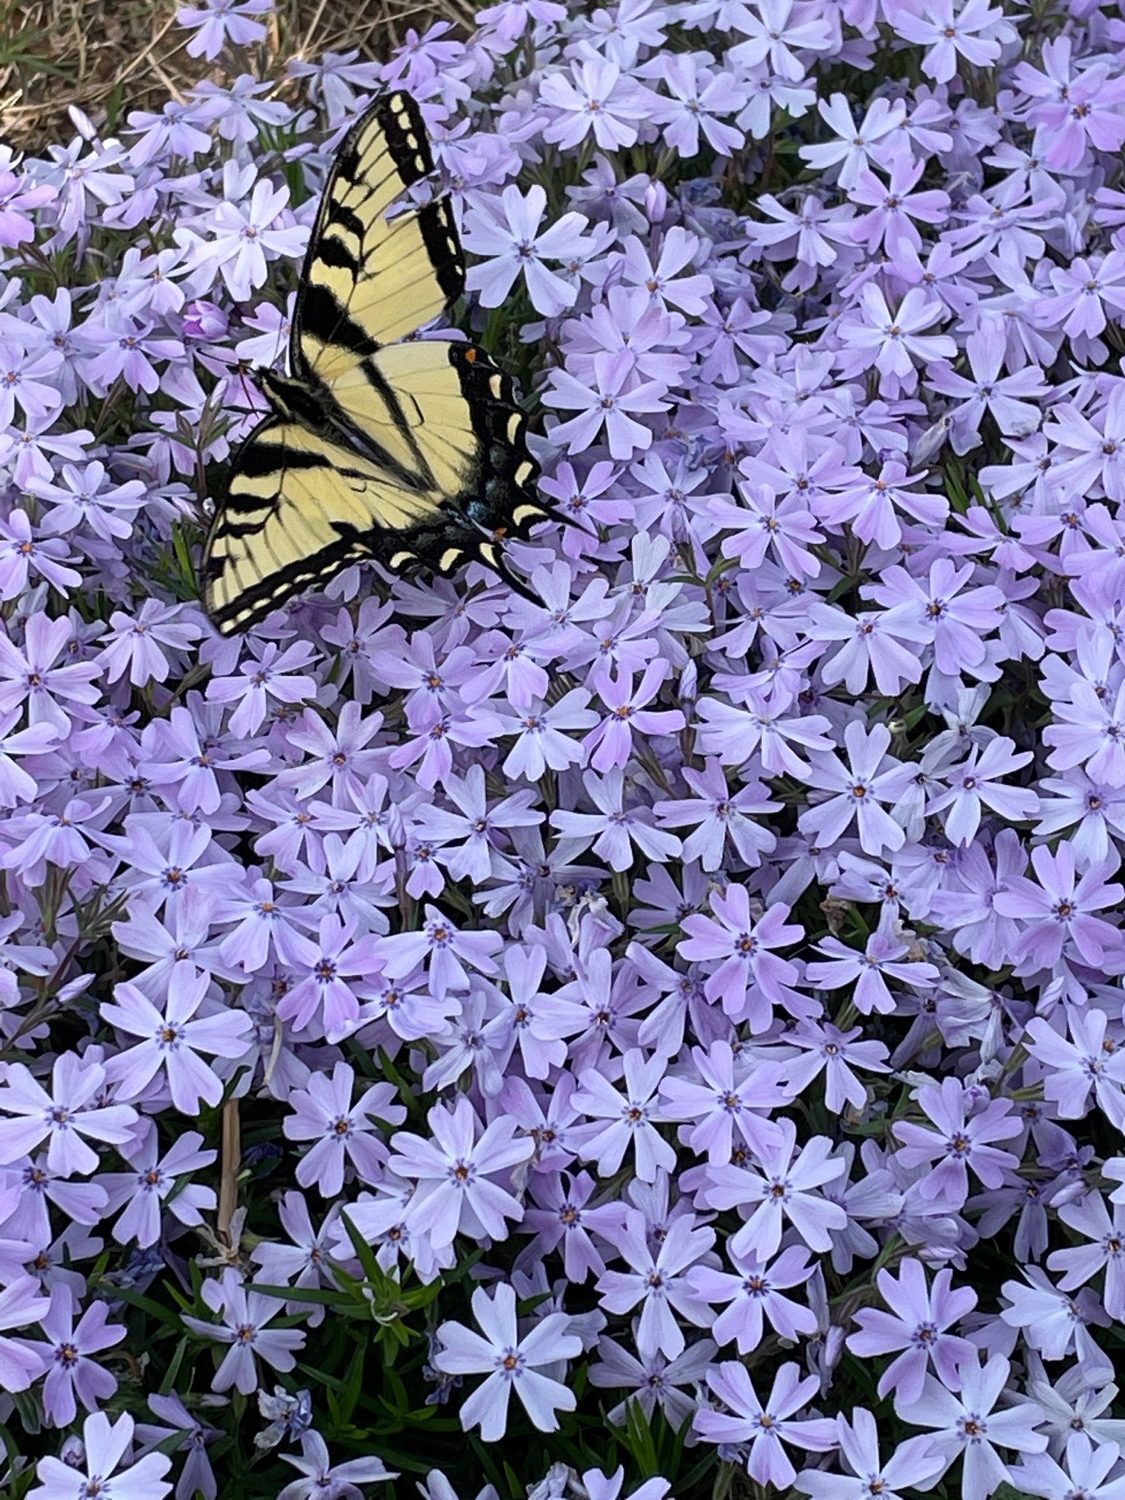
[202,91,547,635]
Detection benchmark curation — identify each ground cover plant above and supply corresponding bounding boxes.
[0,0,1124,1495]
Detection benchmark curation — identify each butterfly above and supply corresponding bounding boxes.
[201,90,548,636]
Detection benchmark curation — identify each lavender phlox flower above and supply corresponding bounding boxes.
[695,1361,837,1488]
[799,720,913,857]
[865,558,1005,677]
[183,1267,305,1395]
[695,688,834,778]
[893,1078,1021,1204]
[1025,1007,1125,1129]
[706,481,825,578]
[278,1430,396,1499]
[1014,38,1125,171]
[27,1411,171,1500]
[495,690,599,780]
[886,0,1012,82]
[378,902,501,997]
[777,1020,891,1112]
[99,599,203,688]
[588,1333,715,1431]
[1011,1431,1125,1500]
[897,1354,1047,1500]
[0,509,81,600]
[805,931,938,1016]
[925,736,1037,845]
[463,185,595,317]
[521,1170,627,1284]
[551,770,682,874]
[100,1128,216,1247]
[846,1257,977,1408]
[658,1038,786,1163]
[26,1283,124,1428]
[0,1053,136,1175]
[539,59,656,150]
[595,1207,715,1359]
[992,844,1125,974]
[136,1391,222,1500]
[0,613,101,732]
[1023,1355,1125,1458]
[572,1048,677,1184]
[434,1281,582,1440]
[101,966,251,1114]
[1048,1189,1125,1320]
[798,94,907,189]
[688,1243,817,1354]
[0,1274,50,1391]
[543,351,669,462]
[652,758,779,871]
[999,1266,1110,1364]
[388,1095,533,1251]
[836,284,957,397]
[284,1062,405,1198]
[678,884,805,1028]
[795,1408,945,1500]
[98,817,243,923]
[176,0,271,57]
[698,1117,846,1261]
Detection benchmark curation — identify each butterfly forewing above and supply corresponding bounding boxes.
[292,92,463,368]
[203,420,445,633]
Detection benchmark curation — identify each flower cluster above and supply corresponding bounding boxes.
[1,0,1125,1494]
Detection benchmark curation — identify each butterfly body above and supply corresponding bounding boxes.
[202,92,546,635]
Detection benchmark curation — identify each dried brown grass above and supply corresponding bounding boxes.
[0,0,473,155]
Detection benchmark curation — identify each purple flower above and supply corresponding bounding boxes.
[464,186,593,316]
[28,1411,171,1500]
[1011,1431,1125,1500]
[695,1361,837,1487]
[992,844,1124,972]
[585,662,686,771]
[800,721,911,857]
[551,769,682,873]
[846,1258,978,1408]
[700,1117,847,1261]
[689,1244,817,1354]
[897,1354,1047,1500]
[678,885,804,1027]
[378,903,502,996]
[795,1409,945,1500]
[543,351,669,461]
[0,1054,136,1176]
[101,967,251,1113]
[893,1079,1021,1204]
[177,0,271,58]
[889,0,1010,82]
[573,1049,677,1183]
[434,1281,581,1440]
[658,1038,786,1163]
[278,1431,395,1500]
[540,59,655,150]
[284,1062,405,1198]
[182,1268,306,1395]
[0,1276,50,1392]
[388,1096,533,1250]
[595,1208,714,1359]
[30,1284,124,1428]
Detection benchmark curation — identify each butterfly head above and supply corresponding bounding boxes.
[257,367,327,427]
